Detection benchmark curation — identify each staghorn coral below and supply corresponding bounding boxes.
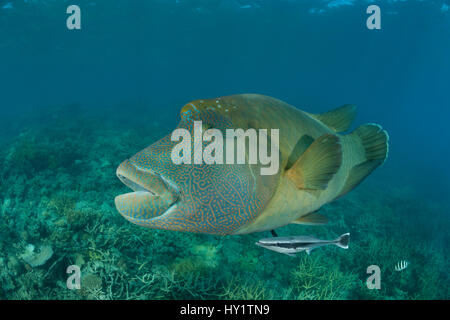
[291,255,357,300]
[220,277,274,300]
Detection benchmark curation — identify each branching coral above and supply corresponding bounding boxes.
[219,277,274,300]
[291,255,357,300]
[1,105,449,300]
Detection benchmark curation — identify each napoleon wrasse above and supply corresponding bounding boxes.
[115,94,389,235]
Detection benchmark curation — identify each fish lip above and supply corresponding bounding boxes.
[116,162,180,199]
[115,164,181,220]
[117,173,157,196]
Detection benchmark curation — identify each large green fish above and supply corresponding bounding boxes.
[115,94,389,235]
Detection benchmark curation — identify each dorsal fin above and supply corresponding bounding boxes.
[309,104,357,132]
[291,212,329,225]
[286,134,342,190]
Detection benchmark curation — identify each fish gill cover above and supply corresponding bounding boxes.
[0,0,449,300]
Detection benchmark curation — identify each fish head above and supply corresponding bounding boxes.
[115,96,280,235]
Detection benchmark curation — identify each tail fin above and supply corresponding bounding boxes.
[353,123,389,163]
[334,233,350,249]
[339,124,389,196]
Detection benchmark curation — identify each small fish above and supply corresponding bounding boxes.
[256,233,350,256]
[394,260,409,272]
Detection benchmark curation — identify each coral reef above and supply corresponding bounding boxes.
[20,244,54,268]
[0,105,448,300]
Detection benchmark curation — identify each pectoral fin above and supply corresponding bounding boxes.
[286,135,314,170]
[286,134,342,190]
[291,212,329,225]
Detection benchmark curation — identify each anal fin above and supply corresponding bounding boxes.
[291,212,329,225]
[339,160,383,197]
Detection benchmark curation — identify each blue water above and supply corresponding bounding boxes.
[0,0,449,300]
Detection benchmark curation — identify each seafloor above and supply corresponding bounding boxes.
[0,104,448,300]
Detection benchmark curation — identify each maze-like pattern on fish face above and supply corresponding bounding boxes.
[121,99,277,234]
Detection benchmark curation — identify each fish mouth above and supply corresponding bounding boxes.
[115,159,180,223]
[116,173,156,195]
[116,159,179,197]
